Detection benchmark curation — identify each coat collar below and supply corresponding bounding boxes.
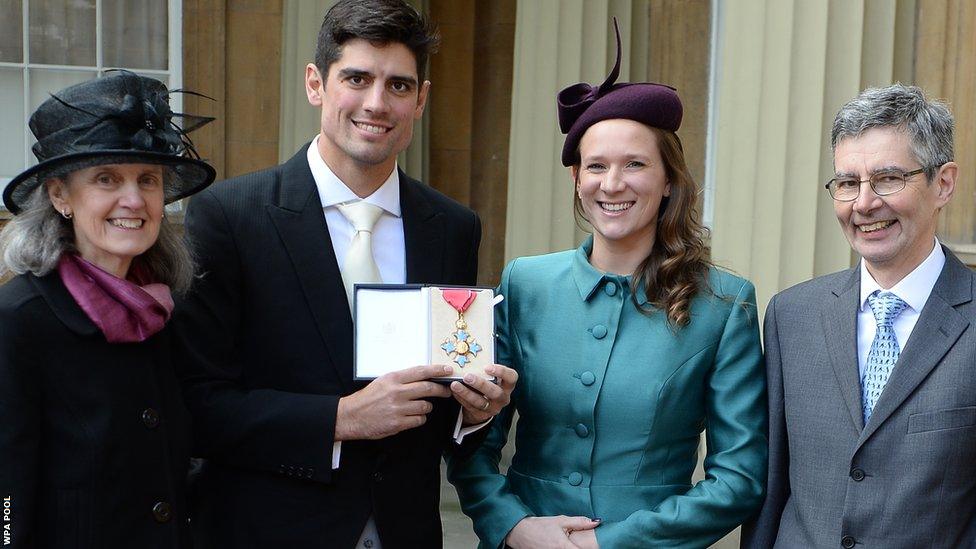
[821,267,865,432]
[400,171,444,284]
[571,236,647,305]
[267,144,355,389]
[29,271,99,336]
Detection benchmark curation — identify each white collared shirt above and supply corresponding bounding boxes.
[307,136,406,286]
[857,238,945,377]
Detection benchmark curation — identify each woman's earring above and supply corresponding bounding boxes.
[60,208,72,220]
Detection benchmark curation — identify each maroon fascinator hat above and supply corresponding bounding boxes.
[558,19,683,167]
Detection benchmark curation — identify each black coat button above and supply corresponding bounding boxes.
[850,468,865,481]
[841,535,856,548]
[152,501,172,523]
[142,408,160,429]
[373,471,384,482]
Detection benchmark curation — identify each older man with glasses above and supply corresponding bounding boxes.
[742,83,976,549]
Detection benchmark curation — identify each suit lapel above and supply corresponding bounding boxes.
[267,146,355,390]
[821,268,865,432]
[856,250,973,449]
[400,171,445,284]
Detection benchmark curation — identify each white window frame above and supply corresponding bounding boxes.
[0,0,183,213]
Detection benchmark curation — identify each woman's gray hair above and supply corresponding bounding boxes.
[831,83,954,181]
[0,169,196,294]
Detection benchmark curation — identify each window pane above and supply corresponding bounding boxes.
[103,0,169,70]
[27,70,97,165]
[0,0,23,63]
[0,69,25,187]
[29,0,96,66]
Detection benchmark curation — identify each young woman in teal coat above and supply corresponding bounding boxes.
[449,23,767,549]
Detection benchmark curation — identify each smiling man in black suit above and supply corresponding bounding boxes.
[174,1,517,547]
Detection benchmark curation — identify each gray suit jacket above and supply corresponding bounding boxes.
[743,248,976,549]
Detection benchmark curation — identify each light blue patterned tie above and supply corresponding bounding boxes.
[861,291,908,422]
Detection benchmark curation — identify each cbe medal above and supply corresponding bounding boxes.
[439,289,483,367]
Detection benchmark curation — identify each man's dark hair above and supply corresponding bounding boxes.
[315,0,440,81]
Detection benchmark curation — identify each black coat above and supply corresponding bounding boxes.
[174,145,483,549]
[0,272,192,549]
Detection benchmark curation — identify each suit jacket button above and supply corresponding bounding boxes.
[568,472,583,486]
[590,325,607,339]
[373,471,384,482]
[574,423,589,438]
[841,535,856,548]
[850,468,865,481]
[152,501,172,523]
[142,408,160,429]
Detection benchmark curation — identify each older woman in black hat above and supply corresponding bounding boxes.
[0,72,214,548]
[449,23,766,549]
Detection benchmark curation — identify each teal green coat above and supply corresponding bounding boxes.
[449,240,767,548]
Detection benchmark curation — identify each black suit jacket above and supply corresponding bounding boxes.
[175,144,483,548]
[0,273,192,549]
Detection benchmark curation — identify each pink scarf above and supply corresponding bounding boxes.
[57,254,175,343]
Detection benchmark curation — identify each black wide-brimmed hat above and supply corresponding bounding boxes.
[557,19,683,167]
[3,70,216,214]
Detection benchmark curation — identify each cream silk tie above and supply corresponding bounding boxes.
[336,201,384,308]
[338,200,385,548]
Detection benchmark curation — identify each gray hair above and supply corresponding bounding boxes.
[831,83,954,181]
[0,174,196,294]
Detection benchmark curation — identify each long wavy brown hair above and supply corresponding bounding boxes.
[574,127,712,328]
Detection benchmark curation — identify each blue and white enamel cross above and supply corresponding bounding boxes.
[441,325,483,367]
[439,289,483,368]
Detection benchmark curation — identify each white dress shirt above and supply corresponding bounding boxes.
[308,136,406,286]
[857,238,945,378]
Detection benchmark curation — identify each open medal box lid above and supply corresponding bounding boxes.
[352,284,496,381]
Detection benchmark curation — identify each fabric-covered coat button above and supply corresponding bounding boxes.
[142,408,160,429]
[574,423,589,438]
[568,472,583,486]
[604,282,617,296]
[591,325,607,339]
[152,501,172,523]
[580,371,596,386]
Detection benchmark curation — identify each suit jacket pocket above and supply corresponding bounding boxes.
[908,406,976,434]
